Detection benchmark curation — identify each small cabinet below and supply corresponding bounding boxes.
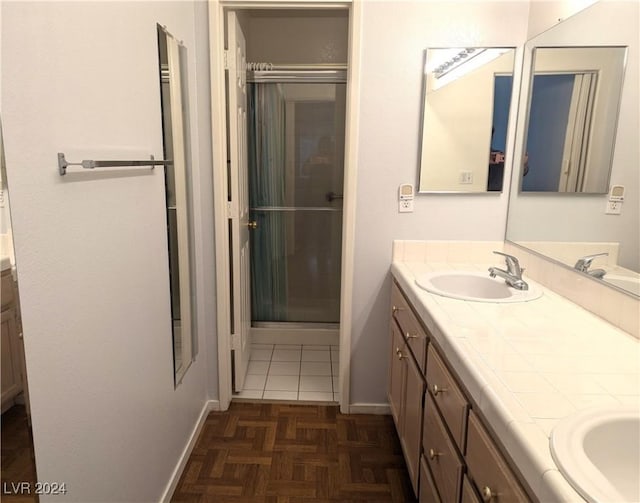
[388,322,424,495]
[466,411,529,502]
[389,282,428,497]
[426,345,469,451]
[1,268,23,413]
[423,391,463,503]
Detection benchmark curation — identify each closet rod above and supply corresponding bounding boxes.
[246,63,347,71]
[58,153,171,176]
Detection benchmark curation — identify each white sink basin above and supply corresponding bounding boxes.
[604,274,640,296]
[551,406,640,503]
[415,271,542,303]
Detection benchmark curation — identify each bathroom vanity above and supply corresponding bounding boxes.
[389,241,640,503]
[1,258,24,413]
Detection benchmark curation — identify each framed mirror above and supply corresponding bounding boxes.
[506,1,639,298]
[521,46,626,193]
[418,47,516,193]
[157,25,196,385]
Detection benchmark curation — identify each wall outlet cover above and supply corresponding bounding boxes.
[605,200,622,215]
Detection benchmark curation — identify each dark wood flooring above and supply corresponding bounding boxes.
[1,405,39,503]
[172,402,417,503]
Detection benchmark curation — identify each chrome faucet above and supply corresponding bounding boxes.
[488,251,529,290]
[574,252,608,279]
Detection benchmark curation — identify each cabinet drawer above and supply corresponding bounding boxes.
[419,454,442,503]
[391,282,427,372]
[423,391,463,503]
[466,411,529,503]
[461,475,481,503]
[426,345,469,451]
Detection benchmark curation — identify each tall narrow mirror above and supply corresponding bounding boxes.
[157,25,195,385]
[418,47,516,193]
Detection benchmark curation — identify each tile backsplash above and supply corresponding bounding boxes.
[392,240,640,339]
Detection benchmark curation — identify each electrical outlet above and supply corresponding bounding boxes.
[399,199,414,213]
[459,171,473,184]
[605,200,622,215]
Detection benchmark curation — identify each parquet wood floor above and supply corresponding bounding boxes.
[1,405,39,503]
[172,402,417,503]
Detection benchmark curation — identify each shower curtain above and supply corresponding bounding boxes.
[248,83,288,321]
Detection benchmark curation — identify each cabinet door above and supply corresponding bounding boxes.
[420,455,442,503]
[389,323,406,431]
[404,351,425,496]
[466,411,530,502]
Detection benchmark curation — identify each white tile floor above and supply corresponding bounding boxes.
[233,344,340,402]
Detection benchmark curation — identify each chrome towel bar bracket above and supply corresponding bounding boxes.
[58,153,172,176]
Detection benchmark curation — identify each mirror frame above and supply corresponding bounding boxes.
[157,24,196,386]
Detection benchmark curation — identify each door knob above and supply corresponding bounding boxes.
[247,221,257,229]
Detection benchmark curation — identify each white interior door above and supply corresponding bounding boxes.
[227,11,251,392]
[559,72,596,192]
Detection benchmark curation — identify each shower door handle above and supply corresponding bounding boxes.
[247,221,258,229]
[326,192,343,202]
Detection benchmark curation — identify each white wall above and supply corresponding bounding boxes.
[527,0,598,38]
[1,1,215,501]
[350,1,529,405]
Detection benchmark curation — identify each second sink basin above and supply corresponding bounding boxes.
[415,271,542,303]
[551,406,640,503]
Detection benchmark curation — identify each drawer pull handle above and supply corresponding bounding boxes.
[396,350,406,361]
[432,384,447,395]
[406,332,419,339]
[392,305,405,315]
[428,448,440,460]
[481,486,495,502]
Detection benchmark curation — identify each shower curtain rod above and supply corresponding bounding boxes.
[247,63,347,83]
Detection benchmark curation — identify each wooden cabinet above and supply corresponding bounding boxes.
[389,283,427,496]
[391,283,427,372]
[426,346,469,452]
[390,279,533,503]
[461,475,482,503]
[466,411,529,502]
[423,391,463,503]
[1,269,23,413]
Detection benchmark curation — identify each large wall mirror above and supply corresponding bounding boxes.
[521,46,626,193]
[418,47,516,193]
[157,25,196,385]
[506,1,639,297]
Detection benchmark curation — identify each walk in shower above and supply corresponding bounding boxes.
[247,67,346,327]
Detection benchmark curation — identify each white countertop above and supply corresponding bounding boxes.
[1,255,11,271]
[392,260,640,502]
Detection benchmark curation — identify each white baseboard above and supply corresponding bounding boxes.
[348,403,391,415]
[160,399,219,503]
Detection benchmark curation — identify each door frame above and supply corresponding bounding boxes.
[208,0,362,413]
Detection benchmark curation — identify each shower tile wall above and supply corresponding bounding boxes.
[233,344,339,402]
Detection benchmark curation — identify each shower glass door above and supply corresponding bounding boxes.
[248,82,346,324]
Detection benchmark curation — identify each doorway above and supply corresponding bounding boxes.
[210,3,358,409]
[249,81,346,326]
[1,119,38,501]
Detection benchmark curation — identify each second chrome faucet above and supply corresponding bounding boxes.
[488,251,529,291]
